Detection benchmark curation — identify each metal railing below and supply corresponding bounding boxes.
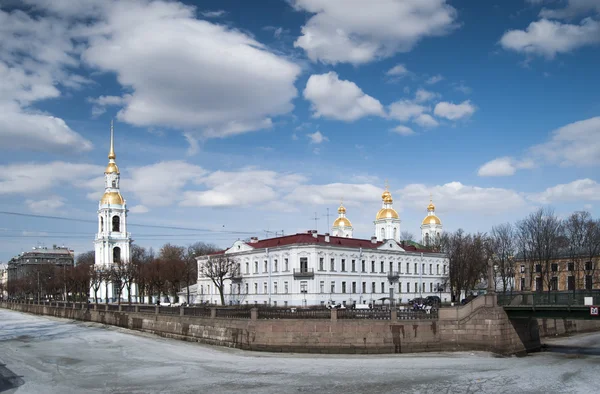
[215,308,252,319]
[183,307,211,317]
[497,290,600,307]
[293,268,315,279]
[258,308,330,319]
[338,309,390,320]
[138,305,156,314]
[159,306,180,315]
[397,310,438,320]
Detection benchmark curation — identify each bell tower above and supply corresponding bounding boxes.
[93,121,132,302]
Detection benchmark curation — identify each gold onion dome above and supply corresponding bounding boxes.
[101,191,124,205]
[376,208,399,220]
[382,190,393,203]
[333,217,352,228]
[428,201,436,211]
[422,215,441,225]
[338,204,346,214]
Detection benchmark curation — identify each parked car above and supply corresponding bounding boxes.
[426,296,441,306]
[461,294,477,305]
[326,302,346,310]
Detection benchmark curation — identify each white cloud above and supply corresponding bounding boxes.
[200,10,227,18]
[399,181,526,213]
[25,196,65,213]
[539,0,600,19]
[0,162,102,195]
[386,64,409,76]
[388,100,427,122]
[391,125,416,136]
[129,205,149,213]
[181,169,307,208]
[413,113,439,128]
[478,157,535,177]
[425,74,444,84]
[286,183,382,206]
[433,100,476,120]
[529,178,600,203]
[292,0,458,64]
[530,116,600,167]
[414,88,440,103]
[126,161,206,207]
[303,72,384,121]
[308,131,328,144]
[500,18,600,58]
[87,94,131,117]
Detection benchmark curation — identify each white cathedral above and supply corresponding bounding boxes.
[91,122,137,303]
[196,187,449,307]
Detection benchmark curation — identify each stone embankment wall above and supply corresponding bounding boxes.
[4,298,594,355]
[537,317,600,337]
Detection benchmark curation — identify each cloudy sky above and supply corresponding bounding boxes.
[1,0,599,262]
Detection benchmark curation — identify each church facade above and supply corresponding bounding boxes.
[92,122,136,302]
[197,188,448,306]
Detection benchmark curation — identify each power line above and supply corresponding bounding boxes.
[0,210,257,235]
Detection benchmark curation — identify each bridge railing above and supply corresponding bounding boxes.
[498,290,600,307]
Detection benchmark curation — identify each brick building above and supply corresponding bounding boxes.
[513,253,600,292]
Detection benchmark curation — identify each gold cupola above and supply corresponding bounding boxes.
[333,201,352,228]
[422,197,441,225]
[104,120,120,174]
[376,182,399,220]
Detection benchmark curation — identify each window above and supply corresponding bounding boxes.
[429,264,432,275]
[585,261,593,271]
[393,228,397,240]
[331,281,335,293]
[429,283,433,292]
[264,261,268,273]
[254,261,258,273]
[113,247,121,263]
[568,276,575,291]
[245,262,249,274]
[371,261,375,272]
[263,283,267,294]
[284,258,289,271]
[380,282,385,293]
[284,301,288,307]
[274,282,278,294]
[550,277,558,291]
[300,281,307,294]
[443,265,447,275]
[422,264,425,274]
[362,282,366,293]
[398,262,402,274]
[200,285,204,295]
[352,282,356,293]
[342,282,346,293]
[414,263,418,273]
[341,259,346,272]
[380,261,384,273]
[245,283,248,294]
[319,258,324,271]
[362,260,366,272]
[273,301,277,307]
[380,228,385,240]
[351,260,356,272]
[112,215,120,232]
[254,283,258,294]
[406,263,410,274]
[320,281,324,293]
[585,275,593,290]
[398,282,402,293]
[330,258,335,271]
[436,264,439,275]
[521,265,525,273]
[100,217,104,232]
[407,282,410,293]
[551,263,558,272]
[300,257,308,273]
[415,282,418,292]
[535,264,542,273]
[284,282,289,294]
[274,259,278,272]
[535,277,543,292]
[520,278,525,291]
[568,262,574,272]
[371,282,375,293]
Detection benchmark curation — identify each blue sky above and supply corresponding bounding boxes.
[1,0,599,262]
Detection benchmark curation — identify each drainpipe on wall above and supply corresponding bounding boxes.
[267,248,271,306]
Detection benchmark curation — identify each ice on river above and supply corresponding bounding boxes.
[1,309,599,394]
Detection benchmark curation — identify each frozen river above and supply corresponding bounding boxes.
[1,309,599,394]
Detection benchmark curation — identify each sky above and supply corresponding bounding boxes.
[0,0,599,262]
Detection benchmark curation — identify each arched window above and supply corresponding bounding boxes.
[380,228,385,240]
[113,247,121,263]
[393,228,397,240]
[100,217,104,232]
[112,215,120,232]
[425,233,430,246]
[112,180,117,188]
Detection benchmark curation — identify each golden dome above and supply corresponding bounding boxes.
[382,190,393,203]
[376,208,399,220]
[101,191,124,205]
[105,162,120,174]
[338,204,346,214]
[422,215,441,225]
[333,217,352,228]
[427,201,435,211]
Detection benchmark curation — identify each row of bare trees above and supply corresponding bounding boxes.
[439,208,600,300]
[7,242,220,304]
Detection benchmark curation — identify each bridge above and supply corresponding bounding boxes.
[498,291,600,320]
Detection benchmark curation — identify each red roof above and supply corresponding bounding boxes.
[208,232,436,255]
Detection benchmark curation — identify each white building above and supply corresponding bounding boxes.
[92,121,136,303]
[197,189,450,307]
[421,198,443,246]
[0,263,7,300]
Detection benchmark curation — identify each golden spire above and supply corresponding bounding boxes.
[427,194,435,211]
[381,180,393,203]
[338,199,346,214]
[108,119,116,160]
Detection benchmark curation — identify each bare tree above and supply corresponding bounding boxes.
[89,265,105,304]
[400,231,414,242]
[198,254,236,305]
[490,223,516,293]
[183,242,220,304]
[109,260,127,305]
[564,211,590,290]
[582,217,600,289]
